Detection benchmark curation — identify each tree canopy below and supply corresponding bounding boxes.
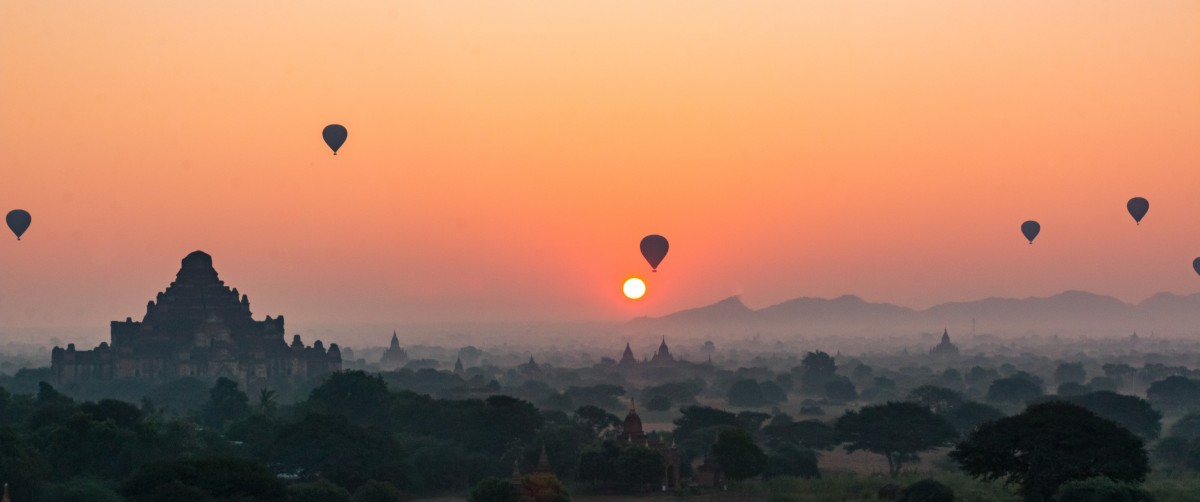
[950,401,1149,502]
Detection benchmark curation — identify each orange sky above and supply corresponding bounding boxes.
[2,1,1199,333]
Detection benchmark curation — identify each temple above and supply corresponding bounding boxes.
[50,251,340,390]
[929,329,959,356]
[379,331,409,371]
[617,338,679,367]
[619,398,680,489]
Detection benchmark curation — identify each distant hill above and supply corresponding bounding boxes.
[626,291,1200,336]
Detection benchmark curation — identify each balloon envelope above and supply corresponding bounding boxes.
[1127,197,1149,224]
[1193,257,1200,277]
[1021,220,1040,243]
[640,235,669,271]
[322,124,348,155]
[6,209,30,240]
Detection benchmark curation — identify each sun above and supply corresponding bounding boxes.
[622,277,646,300]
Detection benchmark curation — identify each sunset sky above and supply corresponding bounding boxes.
[2,2,1199,334]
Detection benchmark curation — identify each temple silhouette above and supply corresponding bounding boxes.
[51,251,340,389]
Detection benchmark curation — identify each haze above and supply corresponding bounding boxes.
[2,1,1199,335]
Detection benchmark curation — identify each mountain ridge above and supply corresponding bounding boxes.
[626,290,1200,335]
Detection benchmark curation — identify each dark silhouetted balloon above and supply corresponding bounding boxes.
[322,124,348,155]
[1193,258,1200,277]
[6,210,31,240]
[1127,197,1149,225]
[1021,221,1040,244]
[640,235,669,272]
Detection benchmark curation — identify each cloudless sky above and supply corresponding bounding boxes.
[1,1,1198,332]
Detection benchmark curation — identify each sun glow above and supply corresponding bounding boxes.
[622,277,646,300]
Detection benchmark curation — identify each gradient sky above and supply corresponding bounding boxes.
[2,1,1199,333]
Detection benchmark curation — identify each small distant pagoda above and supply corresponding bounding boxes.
[379,331,409,371]
[929,329,959,356]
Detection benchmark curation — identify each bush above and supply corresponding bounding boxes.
[288,480,353,502]
[40,478,124,502]
[353,480,407,502]
[898,478,955,502]
[1054,477,1154,501]
[469,477,520,502]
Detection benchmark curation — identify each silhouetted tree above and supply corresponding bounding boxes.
[1054,477,1153,502]
[897,478,954,502]
[200,377,249,428]
[673,406,740,441]
[287,480,352,502]
[798,351,837,395]
[712,427,767,480]
[1147,376,1200,413]
[121,457,287,502]
[835,402,957,477]
[728,379,768,408]
[307,371,391,426]
[1168,413,1200,440]
[951,401,1148,502]
[907,386,964,414]
[574,405,620,437]
[1054,362,1086,386]
[469,477,520,502]
[1054,392,1161,440]
[764,445,820,479]
[824,377,858,403]
[986,377,1043,405]
[352,480,406,502]
[939,401,1004,436]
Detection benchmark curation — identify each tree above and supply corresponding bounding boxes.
[1056,382,1089,396]
[764,419,838,451]
[939,401,1005,436]
[898,478,954,502]
[835,402,957,477]
[1054,477,1154,502]
[121,457,287,502]
[907,386,965,414]
[797,351,837,395]
[712,427,767,480]
[287,480,353,502]
[307,370,392,426]
[1168,413,1200,440]
[646,395,671,411]
[824,377,858,403]
[200,377,250,428]
[759,380,788,404]
[673,406,740,440]
[1055,392,1161,440]
[950,401,1149,502]
[737,411,771,431]
[0,426,46,502]
[40,478,125,502]
[469,477,519,502]
[765,445,820,479]
[1146,376,1200,413]
[272,413,409,491]
[727,380,768,408]
[614,446,667,490]
[257,388,278,416]
[519,473,570,502]
[986,377,1043,405]
[1054,362,1086,386]
[574,405,620,437]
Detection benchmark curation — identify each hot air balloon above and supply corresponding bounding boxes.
[1021,221,1040,244]
[322,124,348,155]
[6,210,30,240]
[1127,197,1149,225]
[640,235,669,272]
[1193,257,1200,277]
